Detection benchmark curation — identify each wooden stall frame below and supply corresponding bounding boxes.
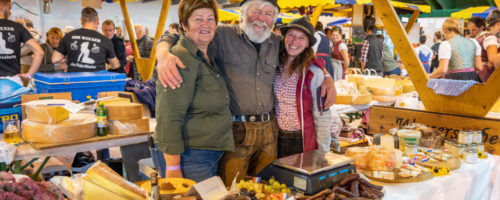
[118,0,171,81]
[372,0,500,117]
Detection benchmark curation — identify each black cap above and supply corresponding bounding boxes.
[280,17,317,46]
[240,0,280,12]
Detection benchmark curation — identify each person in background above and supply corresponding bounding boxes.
[39,27,66,73]
[102,19,126,74]
[273,21,283,36]
[63,25,75,35]
[0,0,43,86]
[127,24,153,80]
[360,25,383,74]
[115,26,123,38]
[430,31,443,73]
[475,10,500,83]
[154,0,234,183]
[24,19,41,43]
[168,23,180,34]
[429,17,482,81]
[467,16,486,39]
[415,35,433,73]
[330,26,349,81]
[324,27,332,41]
[376,35,400,76]
[274,17,336,158]
[312,21,334,76]
[52,7,119,72]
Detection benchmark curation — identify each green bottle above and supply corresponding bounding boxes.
[96,102,108,136]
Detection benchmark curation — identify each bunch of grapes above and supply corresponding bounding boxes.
[236,177,291,200]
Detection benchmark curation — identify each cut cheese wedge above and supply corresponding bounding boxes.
[26,105,69,124]
[367,86,396,96]
[110,118,150,134]
[336,93,372,105]
[373,95,396,103]
[106,103,143,120]
[22,113,96,143]
[86,161,147,200]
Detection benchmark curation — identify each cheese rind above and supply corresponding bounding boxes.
[22,113,96,143]
[110,118,150,134]
[26,105,69,124]
[105,103,143,120]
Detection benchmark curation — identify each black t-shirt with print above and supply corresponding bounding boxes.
[0,19,33,76]
[56,28,116,72]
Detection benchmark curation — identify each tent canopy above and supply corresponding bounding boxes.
[451,6,497,19]
[335,0,431,13]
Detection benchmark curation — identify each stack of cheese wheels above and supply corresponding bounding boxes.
[368,86,396,103]
[106,103,149,134]
[335,80,372,105]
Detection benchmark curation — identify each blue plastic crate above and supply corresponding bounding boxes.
[34,71,127,102]
[0,102,21,133]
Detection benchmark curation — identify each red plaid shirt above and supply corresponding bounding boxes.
[273,70,301,131]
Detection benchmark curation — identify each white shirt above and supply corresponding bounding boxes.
[438,39,481,60]
[415,44,433,61]
[338,42,348,52]
[477,32,499,50]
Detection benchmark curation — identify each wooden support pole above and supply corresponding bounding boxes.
[495,0,500,8]
[311,5,324,27]
[405,11,420,33]
[119,0,171,81]
[372,0,500,117]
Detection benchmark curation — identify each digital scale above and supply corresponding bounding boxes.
[258,150,356,195]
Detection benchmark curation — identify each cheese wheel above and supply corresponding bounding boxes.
[352,93,372,105]
[86,161,147,200]
[110,118,150,134]
[335,94,353,105]
[22,113,96,143]
[26,105,69,124]
[368,86,395,96]
[105,103,143,120]
[372,95,396,103]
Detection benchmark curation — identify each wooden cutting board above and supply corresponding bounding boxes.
[420,157,462,170]
[28,131,153,149]
[135,178,196,195]
[362,169,433,183]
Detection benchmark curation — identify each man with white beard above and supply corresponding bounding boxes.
[154,0,336,185]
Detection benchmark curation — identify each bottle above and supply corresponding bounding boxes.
[151,172,160,200]
[96,102,108,136]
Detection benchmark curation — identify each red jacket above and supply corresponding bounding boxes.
[295,58,326,152]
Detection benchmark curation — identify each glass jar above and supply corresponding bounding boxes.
[443,140,453,153]
[463,146,478,163]
[477,143,485,152]
[458,131,472,144]
[404,144,418,156]
[472,131,483,144]
[452,143,465,157]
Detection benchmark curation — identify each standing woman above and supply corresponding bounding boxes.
[274,17,338,158]
[154,0,234,182]
[475,10,500,82]
[429,17,482,81]
[330,26,349,81]
[40,27,66,73]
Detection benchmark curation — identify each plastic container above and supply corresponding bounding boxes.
[0,102,22,133]
[397,129,421,152]
[34,71,126,102]
[458,130,472,144]
[463,146,478,164]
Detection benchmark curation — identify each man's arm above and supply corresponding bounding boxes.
[107,57,120,69]
[18,39,43,80]
[156,39,186,89]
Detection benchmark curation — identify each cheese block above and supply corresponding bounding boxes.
[135,178,196,195]
[97,97,131,107]
[347,74,365,86]
[373,95,396,103]
[83,177,131,200]
[26,105,69,124]
[337,94,372,105]
[86,161,147,200]
[402,82,416,93]
[110,118,150,134]
[365,77,396,88]
[22,113,96,143]
[367,86,395,96]
[105,103,143,120]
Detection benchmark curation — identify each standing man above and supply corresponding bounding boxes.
[312,22,334,76]
[127,24,153,80]
[467,16,486,39]
[0,0,43,86]
[155,0,336,185]
[360,25,383,74]
[53,7,119,72]
[102,19,126,74]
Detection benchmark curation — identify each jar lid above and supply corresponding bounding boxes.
[465,147,477,153]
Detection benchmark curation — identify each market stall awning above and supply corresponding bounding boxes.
[451,6,497,19]
[327,17,351,26]
[335,0,431,13]
[278,0,333,9]
[277,12,303,23]
[218,9,240,22]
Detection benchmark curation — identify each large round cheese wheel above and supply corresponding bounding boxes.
[368,86,395,96]
[372,95,396,103]
[22,113,96,143]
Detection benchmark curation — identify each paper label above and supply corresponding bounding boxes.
[63,103,83,114]
[185,176,228,200]
[293,176,306,191]
[97,117,107,128]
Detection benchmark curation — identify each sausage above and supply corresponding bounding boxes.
[350,180,360,197]
[306,188,332,200]
[359,184,378,199]
[359,178,383,191]
[334,187,356,198]
[367,186,385,198]
[339,174,360,186]
[325,191,336,200]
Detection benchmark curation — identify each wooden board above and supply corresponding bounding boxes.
[368,106,500,155]
[362,169,433,183]
[420,157,462,171]
[29,131,153,149]
[135,178,195,195]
